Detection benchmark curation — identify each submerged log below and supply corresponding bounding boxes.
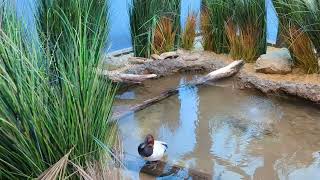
[113,60,243,120]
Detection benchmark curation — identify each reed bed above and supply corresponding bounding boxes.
[0,0,120,179]
[201,0,266,61]
[129,0,158,58]
[153,17,177,54]
[200,6,214,51]
[225,19,243,59]
[233,0,267,62]
[286,26,319,73]
[273,0,319,73]
[181,12,197,50]
[202,0,232,54]
[129,0,181,57]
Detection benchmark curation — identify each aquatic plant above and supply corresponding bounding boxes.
[286,25,319,73]
[129,0,181,57]
[202,0,232,54]
[153,17,177,54]
[234,0,267,62]
[0,0,120,178]
[181,12,197,50]
[160,0,181,48]
[273,0,319,73]
[129,0,158,58]
[200,6,214,51]
[225,18,243,59]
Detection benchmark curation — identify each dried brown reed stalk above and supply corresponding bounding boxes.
[200,8,213,51]
[153,17,177,54]
[285,26,319,73]
[225,19,242,59]
[181,12,197,50]
[239,24,261,62]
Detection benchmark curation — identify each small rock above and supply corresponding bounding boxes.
[101,53,132,70]
[255,48,293,74]
[128,57,148,64]
[182,54,200,61]
[159,51,179,60]
[151,54,162,60]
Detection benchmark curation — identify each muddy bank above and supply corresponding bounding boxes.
[237,64,320,103]
[106,50,320,103]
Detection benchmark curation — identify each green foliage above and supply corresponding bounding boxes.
[129,0,181,57]
[202,0,232,54]
[234,0,267,62]
[0,0,118,178]
[201,0,266,61]
[273,0,319,73]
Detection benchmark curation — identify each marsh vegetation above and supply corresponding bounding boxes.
[1,0,320,179]
[0,0,120,179]
[129,0,319,73]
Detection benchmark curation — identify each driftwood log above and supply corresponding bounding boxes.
[101,71,157,84]
[113,60,243,120]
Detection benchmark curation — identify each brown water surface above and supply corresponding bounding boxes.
[115,74,320,180]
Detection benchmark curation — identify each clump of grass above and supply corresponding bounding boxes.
[201,0,232,54]
[129,0,181,57]
[200,6,214,51]
[129,0,158,58]
[153,17,177,54]
[0,0,120,179]
[160,0,181,49]
[273,0,319,73]
[286,25,318,73]
[225,18,242,59]
[234,0,266,62]
[181,12,197,50]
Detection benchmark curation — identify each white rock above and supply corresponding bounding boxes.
[159,51,179,60]
[151,54,162,60]
[128,57,148,64]
[255,48,293,74]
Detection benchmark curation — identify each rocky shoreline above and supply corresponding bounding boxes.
[237,64,320,103]
[104,49,320,103]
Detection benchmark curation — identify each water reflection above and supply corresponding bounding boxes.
[118,76,320,179]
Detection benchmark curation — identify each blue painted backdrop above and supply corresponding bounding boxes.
[16,0,278,52]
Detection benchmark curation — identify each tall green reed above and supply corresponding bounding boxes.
[234,0,267,62]
[129,0,181,57]
[0,0,119,178]
[202,0,232,54]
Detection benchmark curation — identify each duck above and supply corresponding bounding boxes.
[138,134,168,162]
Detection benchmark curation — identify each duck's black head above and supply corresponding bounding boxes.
[138,143,153,157]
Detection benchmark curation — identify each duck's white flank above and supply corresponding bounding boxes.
[144,141,168,162]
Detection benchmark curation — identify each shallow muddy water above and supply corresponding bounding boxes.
[115,74,320,180]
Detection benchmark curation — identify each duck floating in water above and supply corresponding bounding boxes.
[138,134,168,162]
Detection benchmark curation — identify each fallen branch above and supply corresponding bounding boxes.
[113,60,243,120]
[101,71,157,84]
